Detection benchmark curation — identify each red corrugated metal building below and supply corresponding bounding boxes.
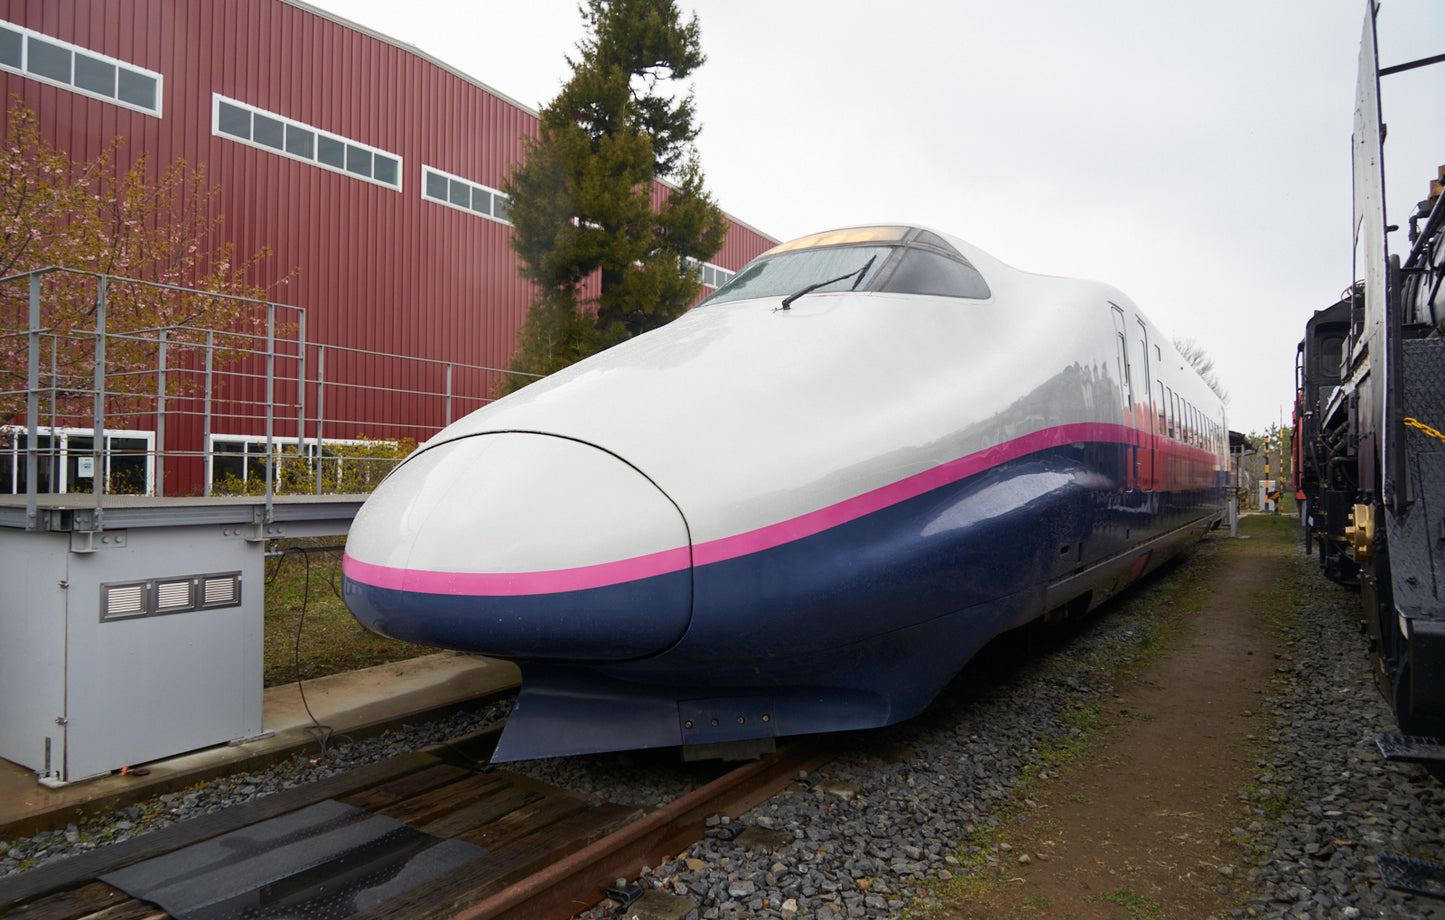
[0,0,776,494]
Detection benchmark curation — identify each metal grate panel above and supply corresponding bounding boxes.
[100,800,484,920]
[1378,850,1445,899]
[1402,338,1445,438]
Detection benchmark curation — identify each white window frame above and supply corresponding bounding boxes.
[421,164,511,224]
[0,426,156,495]
[211,94,403,192]
[684,256,736,290]
[208,434,394,493]
[0,21,163,116]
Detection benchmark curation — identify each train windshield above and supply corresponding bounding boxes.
[703,232,990,306]
[702,244,894,306]
[881,248,991,299]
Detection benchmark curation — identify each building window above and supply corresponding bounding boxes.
[684,257,735,289]
[0,20,162,116]
[212,94,402,191]
[420,165,511,224]
[0,426,155,495]
[208,434,401,495]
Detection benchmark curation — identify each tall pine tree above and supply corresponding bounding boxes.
[501,0,728,389]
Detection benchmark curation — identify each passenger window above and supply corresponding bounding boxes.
[1115,332,1131,408]
[1111,305,1132,410]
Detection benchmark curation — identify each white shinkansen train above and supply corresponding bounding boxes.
[343,225,1228,762]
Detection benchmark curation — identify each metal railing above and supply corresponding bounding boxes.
[0,267,536,530]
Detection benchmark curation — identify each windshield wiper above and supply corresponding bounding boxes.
[778,255,877,310]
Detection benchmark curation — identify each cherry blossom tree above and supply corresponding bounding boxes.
[1,101,292,423]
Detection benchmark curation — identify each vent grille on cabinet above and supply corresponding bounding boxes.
[100,572,241,622]
[201,574,240,608]
[101,583,148,620]
[156,579,195,612]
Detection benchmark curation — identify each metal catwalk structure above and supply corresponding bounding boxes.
[0,268,518,784]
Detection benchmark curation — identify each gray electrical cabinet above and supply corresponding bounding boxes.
[0,495,361,785]
[0,523,265,783]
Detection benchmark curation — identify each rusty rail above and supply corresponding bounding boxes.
[453,740,833,920]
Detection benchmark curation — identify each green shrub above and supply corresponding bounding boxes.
[210,435,415,496]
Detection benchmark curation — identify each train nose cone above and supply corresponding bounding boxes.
[342,432,692,660]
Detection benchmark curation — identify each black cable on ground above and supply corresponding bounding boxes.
[268,543,350,758]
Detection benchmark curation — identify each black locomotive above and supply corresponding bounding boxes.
[1293,2,1444,761]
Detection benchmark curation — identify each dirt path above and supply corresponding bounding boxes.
[943,520,1289,919]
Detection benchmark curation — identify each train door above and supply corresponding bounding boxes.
[1134,319,1156,489]
[1110,305,1136,491]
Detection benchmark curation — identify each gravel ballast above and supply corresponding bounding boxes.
[524,539,1445,920]
[3,533,1444,920]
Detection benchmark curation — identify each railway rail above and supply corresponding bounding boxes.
[0,726,831,920]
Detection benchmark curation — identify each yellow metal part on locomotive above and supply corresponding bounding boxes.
[1346,503,1376,562]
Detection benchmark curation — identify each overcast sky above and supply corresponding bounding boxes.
[308,0,1443,435]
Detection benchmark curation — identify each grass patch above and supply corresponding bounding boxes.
[263,540,428,687]
[1093,887,1161,918]
[1247,509,1302,537]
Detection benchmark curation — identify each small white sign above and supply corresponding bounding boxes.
[77,457,95,478]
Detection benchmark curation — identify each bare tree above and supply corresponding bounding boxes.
[1174,337,1230,404]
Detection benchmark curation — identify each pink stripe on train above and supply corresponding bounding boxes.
[344,422,1135,597]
